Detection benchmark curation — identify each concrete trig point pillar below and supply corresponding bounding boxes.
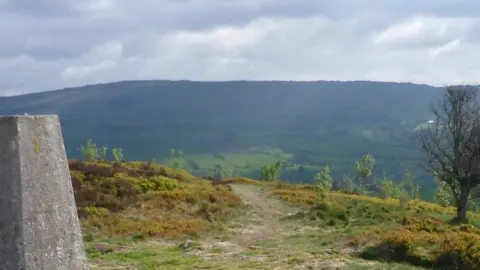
[0,115,88,270]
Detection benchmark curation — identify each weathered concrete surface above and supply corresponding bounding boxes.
[0,115,88,270]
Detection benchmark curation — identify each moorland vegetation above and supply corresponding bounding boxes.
[77,84,480,269]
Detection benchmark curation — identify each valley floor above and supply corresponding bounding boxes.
[87,184,423,270]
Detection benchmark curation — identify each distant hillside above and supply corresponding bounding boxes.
[0,80,442,194]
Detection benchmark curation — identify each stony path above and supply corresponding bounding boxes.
[228,184,286,247]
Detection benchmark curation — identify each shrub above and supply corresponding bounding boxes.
[355,154,375,194]
[79,139,99,161]
[377,177,406,199]
[137,176,180,193]
[435,233,480,269]
[260,160,282,182]
[168,148,184,169]
[315,165,333,201]
[362,231,414,261]
[112,148,124,162]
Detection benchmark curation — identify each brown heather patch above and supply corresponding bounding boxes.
[70,160,242,239]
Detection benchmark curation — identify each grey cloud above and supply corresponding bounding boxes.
[381,0,480,18]
[0,12,133,60]
[23,43,85,61]
[4,0,78,17]
[1,0,480,94]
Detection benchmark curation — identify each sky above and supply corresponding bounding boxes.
[1,0,480,95]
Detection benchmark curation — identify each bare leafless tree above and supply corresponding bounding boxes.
[419,85,480,223]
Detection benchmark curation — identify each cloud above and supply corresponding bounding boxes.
[61,60,117,80]
[373,15,473,47]
[60,41,122,80]
[1,0,480,95]
[4,0,77,17]
[430,39,461,57]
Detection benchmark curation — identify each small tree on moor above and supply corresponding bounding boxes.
[419,85,480,223]
[355,153,375,195]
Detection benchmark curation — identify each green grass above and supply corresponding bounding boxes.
[88,244,211,270]
[87,237,426,270]
[221,152,291,167]
[183,147,295,176]
[184,153,233,169]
